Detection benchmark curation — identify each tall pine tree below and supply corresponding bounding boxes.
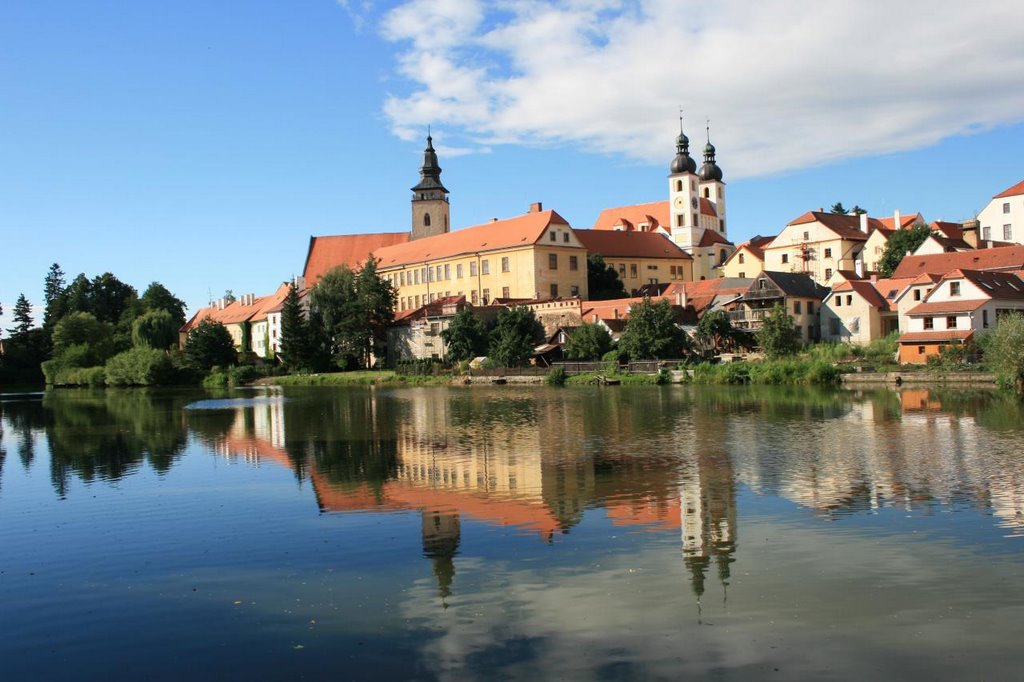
[9,294,33,339]
[279,284,310,371]
[43,263,66,329]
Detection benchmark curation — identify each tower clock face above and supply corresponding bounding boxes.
[674,197,685,208]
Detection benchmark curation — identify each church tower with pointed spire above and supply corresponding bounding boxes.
[668,115,701,252]
[411,133,450,240]
[698,123,727,238]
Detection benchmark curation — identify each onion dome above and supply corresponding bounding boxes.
[698,136,723,182]
[670,130,697,174]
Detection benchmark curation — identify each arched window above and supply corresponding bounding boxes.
[703,188,710,198]
[675,180,682,192]
[424,213,431,227]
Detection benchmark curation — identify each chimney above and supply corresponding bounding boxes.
[217,298,226,310]
[293,275,305,291]
[528,201,543,214]
[962,218,979,249]
[859,212,869,234]
[893,209,902,229]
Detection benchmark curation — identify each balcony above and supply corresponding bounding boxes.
[728,308,771,327]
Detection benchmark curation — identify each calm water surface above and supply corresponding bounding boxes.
[1,385,1022,681]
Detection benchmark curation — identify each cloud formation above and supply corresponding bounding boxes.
[378,0,1024,178]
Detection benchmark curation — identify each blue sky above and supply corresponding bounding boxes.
[3,0,1024,328]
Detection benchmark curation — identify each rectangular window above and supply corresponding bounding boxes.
[983,226,991,241]
[549,253,558,270]
[415,295,421,307]
[825,268,833,280]
[570,285,579,297]
[436,265,442,281]
[471,290,478,305]
[481,260,489,275]
[630,264,638,278]
[947,315,957,329]
[835,296,842,307]
[924,317,933,330]
[1004,224,1013,241]
[781,254,789,264]
[414,270,420,285]
[824,248,832,259]
[400,271,406,286]
[444,264,450,280]
[502,286,510,299]
[501,256,510,272]
[550,283,558,297]
[950,281,961,296]
[807,302,814,314]
[739,272,745,278]
[914,289,922,301]
[1004,202,1011,214]
[738,253,745,264]
[470,261,478,276]
[618,264,626,277]
[482,288,490,304]
[563,233,570,243]
[456,263,463,278]
[647,264,658,270]
[846,295,852,306]
[794,301,802,314]
[983,309,989,328]
[550,231,557,242]
[803,231,810,240]
[569,255,578,271]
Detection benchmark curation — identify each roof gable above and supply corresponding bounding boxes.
[304,232,410,285]
[573,229,692,260]
[891,245,1024,278]
[994,179,1024,199]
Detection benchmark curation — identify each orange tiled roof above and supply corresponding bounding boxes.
[573,229,692,260]
[951,269,1024,300]
[874,277,915,302]
[899,330,975,343]
[303,232,410,286]
[697,229,734,247]
[373,210,574,269]
[830,280,891,311]
[180,283,291,334]
[592,201,670,231]
[786,210,884,240]
[906,299,987,315]
[994,179,1024,199]
[877,212,923,230]
[932,221,964,240]
[891,245,1024,278]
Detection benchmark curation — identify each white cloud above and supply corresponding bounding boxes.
[378,0,1024,178]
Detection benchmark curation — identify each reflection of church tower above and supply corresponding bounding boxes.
[421,510,460,604]
[679,445,737,601]
[411,134,450,240]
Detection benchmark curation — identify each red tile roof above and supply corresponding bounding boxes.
[906,299,987,315]
[874,277,914,302]
[877,212,923,230]
[304,232,409,286]
[592,201,669,232]
[373,210,574,269]
[697,229,734,247]
[994,179,1024,199]
[899,330,975,343]
[786,210,884,241]
[573,229,692,260]
[891,245,1024,278]
[931,221,963,240]
[830,280,891,311]
[952,269,1024,300]
[180,283,292,334]
[592,199,718,232]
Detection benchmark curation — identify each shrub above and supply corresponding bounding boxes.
[105,348,176,386]
[202,368,230,389]
[229,365,262,386]
[545,366,568,386]
[656,368,671,385]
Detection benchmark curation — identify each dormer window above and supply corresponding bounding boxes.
[950,281,961,296]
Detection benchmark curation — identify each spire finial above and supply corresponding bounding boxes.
[679,106,684,134]
[706,117,711,143]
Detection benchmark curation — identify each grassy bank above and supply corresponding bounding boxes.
[688,358,843,386]
[268,371,455,387]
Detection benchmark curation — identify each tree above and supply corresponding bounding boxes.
[279,284,312,371]
[89,272,138,325]
[877,223,933,277]
[139,282,186,326]
[618,298,688,360]
[587,254,628,300]
[563,323,612,360]
[757,304,801,358]
[981,312,1024,395]
[308,259,396,370]
[184,319,237,370]
[223,290,237,304]
[830,202,847,215]
[9,294,33,338]
[440,307,489,362]
[132,309,178,350]
[851,205,867,215]
[43,263,66,329]
[51,312,116,366]
[695,309,738,353]
[488,306,543,367]
[62,273,93,316]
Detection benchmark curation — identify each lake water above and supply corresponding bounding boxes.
[1,384,1023,681]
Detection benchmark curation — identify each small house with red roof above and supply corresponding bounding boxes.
[764,210,890,285]
[179,282,293,358]
[897,269,1024,364]
[720,235,774,279]
[978,178,1024,245]
[820,279,900,345]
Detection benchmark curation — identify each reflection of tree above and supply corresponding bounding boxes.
[42,389,190,496]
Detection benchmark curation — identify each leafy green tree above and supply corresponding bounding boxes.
[43,263,66,329]
[563,323,612,360]
[105,347,176,386]
[618,298,688,359]
[757,304,801,358]
[830,202,847,215]
[9,294,33,338]
[184,319,237,371]
[139,282,186,325]
[587,254,628,300]
[357,257,397,365]
[279,284,313,371]
[851,205,867,215]
[440,307,489,362]
[981,312,1024,395]
[877,223,933,277]
[51,312,116,366]
[488,306,543,367]
[695,310,737,353]
[223,290,237,304]
[89,272,138,325]
[132,309,178,350]
[62,274,93,316]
